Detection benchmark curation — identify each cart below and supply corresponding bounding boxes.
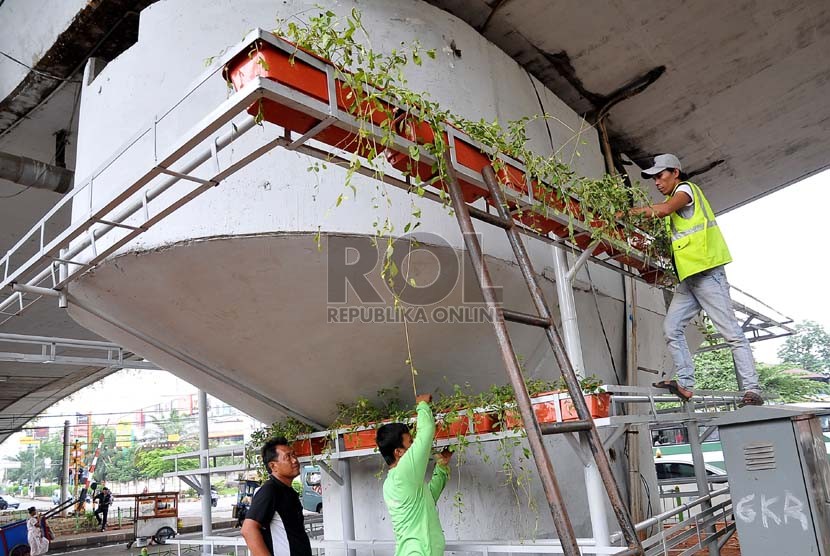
[231,479,260,527]
[0,498,75,556]
[117,492,179,548]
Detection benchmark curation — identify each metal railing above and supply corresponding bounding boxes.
[168,536,633,555]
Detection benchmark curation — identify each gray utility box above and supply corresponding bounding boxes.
[715,407,830,556]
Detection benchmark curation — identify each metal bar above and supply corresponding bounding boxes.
[12,284,59,298]
[481,165,642,554]
[685,420,717,556]
[0,331,132,349]
[93,218,145,231]
[469,206,514,229]
[198,390,213,547]
[287,116,337,149]
[502,309,550,327]
[340,460,356,556]
[0,352,159,368]
[441,151,582,556]
[540,420,594,435]
[565,240,600,283]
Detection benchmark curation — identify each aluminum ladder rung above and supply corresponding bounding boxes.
[540,420,593,435]
[502,309,550,328]
[468,206,513,229]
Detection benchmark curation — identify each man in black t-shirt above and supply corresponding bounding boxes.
[93,487,112,531]
[241,438,311,556]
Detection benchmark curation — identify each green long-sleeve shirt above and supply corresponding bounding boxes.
[382,401,449,556]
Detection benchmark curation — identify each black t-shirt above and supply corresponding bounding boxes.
[94,492,112,507]
[245,476,311,556]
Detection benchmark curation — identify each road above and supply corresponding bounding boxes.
[1,495,238,518]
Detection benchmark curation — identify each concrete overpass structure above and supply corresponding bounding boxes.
[0,0,826,547]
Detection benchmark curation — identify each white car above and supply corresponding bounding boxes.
[654,456,727,482]
[653,456,728,515]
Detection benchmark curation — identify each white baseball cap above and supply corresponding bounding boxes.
[641,153,682,179]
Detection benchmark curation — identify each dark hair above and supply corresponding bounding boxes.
[261,437,289,471]
[28,506,37,515]
[376,423,410,466]
[665,168,690,181]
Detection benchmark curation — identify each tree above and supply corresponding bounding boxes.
[778,321,830,375]
[134,446,199,479]
[6,433,66,485]
[695,348,829,401]
[104,447,142,483]
[145,410,196,442]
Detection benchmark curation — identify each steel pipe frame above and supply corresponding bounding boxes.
[198,390,213,545]
[685,413,719,556]
[0,29,666,324]
[168,536,634,555]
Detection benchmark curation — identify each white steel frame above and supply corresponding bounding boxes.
[0,331,158,369]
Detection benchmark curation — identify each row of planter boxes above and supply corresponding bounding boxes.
[223,32,670,286]
[292,392,611,456]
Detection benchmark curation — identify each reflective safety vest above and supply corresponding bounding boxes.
[665,181,732,282]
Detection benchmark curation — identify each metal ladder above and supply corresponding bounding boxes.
[442,155,643,556]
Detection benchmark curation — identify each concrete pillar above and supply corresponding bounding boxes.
[198,390,213,545]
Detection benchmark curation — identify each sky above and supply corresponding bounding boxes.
[717,168,829,364]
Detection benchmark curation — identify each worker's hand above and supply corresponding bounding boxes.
[435,447,453,467]
[415,393,432,404]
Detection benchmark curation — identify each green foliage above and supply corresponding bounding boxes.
[6,433,65,484]
[134,446,199,479]
[694,348,829,401]
[271,9,673,282]
[777,320,830,375]
[104,447,141,483]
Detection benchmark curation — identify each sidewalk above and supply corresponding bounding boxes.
[49,518,238,552]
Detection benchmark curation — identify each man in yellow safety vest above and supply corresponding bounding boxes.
[629,154,762,406]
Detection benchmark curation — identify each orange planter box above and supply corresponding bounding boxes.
[504,392,562,429]
[343,428,378,450]
[292,438,326,457]
[435,412,497,439]
[560,393,611,421]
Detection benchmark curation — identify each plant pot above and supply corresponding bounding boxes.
[292,438,326,457]
[560,393,611,421]
[343,428,380,450]
[435,411,498,438]
[504,392,563,429]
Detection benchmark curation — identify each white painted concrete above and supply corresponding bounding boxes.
[0,0,87,100]
[65,0,669,541]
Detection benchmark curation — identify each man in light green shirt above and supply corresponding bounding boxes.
[376,394,453,556]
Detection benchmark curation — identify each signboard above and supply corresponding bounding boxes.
[116,420,133,448]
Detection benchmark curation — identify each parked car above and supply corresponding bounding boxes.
[0,495,21,510]
[654,456,728,482]
[654,455,729,516]
[300,465,322,514]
